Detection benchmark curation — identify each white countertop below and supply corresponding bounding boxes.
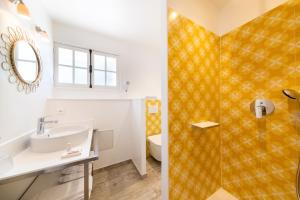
[0,129,93,182]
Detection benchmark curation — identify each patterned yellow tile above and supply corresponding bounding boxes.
[220,1,299,199]
[168,9,221,200]
[145,99,161,157]
[169,0,299,199]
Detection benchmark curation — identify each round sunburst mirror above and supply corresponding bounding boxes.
[0,27,42,93]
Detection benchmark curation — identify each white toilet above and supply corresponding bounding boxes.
[147,134,161,161]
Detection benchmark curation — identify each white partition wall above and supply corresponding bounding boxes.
[130,99,147,176]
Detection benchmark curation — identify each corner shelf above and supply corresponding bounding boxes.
[191,121,219,129]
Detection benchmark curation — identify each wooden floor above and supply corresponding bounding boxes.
[90,157,161,200]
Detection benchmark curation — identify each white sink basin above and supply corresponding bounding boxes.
[0,153,13,174]
[30,125,89,153]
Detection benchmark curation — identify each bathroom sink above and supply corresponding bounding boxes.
[30,125,89,153]
[0,153,13,174]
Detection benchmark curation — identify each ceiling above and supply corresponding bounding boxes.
[41,0,162,48]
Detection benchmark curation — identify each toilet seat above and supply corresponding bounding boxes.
[148,134,161,146]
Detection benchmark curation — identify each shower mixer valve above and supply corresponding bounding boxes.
[255,102,266,118]
[250,99,275,119]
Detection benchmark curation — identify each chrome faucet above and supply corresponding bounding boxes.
[37,117,58,135]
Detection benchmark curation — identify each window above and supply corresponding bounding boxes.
[93,53,117,87]
[55,44,88,85]
[54,43,118,88]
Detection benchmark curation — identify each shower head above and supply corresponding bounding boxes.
[282,89,300,100]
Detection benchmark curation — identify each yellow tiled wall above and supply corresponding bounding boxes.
[168,0,300,199]
[168,10,221,200]
[146,99,161,157]
[220,1,300,199]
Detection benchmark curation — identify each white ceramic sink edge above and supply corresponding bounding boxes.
[0,128,93,182]
[0,153,13,174]
[30,125,89,153]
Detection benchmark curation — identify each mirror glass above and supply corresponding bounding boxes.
[13,40,39,83]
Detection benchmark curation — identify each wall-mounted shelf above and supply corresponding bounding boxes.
[192,121,219,129]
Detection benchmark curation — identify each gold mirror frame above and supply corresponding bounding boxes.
[0,27,42,93]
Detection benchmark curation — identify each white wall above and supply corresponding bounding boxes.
[161,0,169,199]
[168,0,219,34]
[131,99,146,176]
[0,1,53,199]
[52,22,161,99]
[0,0,53,143]
[217,0,287,35]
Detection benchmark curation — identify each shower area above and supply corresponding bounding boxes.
[168,0,300,199]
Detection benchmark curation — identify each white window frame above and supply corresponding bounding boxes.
[54,43,119,90]
[54,43,90,88]
[92,51,119,89]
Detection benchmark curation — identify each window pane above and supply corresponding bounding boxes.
[106,57,117,72]
[58,48,73,66]
[106,72,117,86]
[94,55,105,70]
[94,70,105,86]
[16,61,37,82]
[75,51,87,68]
[75,68,87,84]
[17,41,36,61]
[58,66,73,83]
